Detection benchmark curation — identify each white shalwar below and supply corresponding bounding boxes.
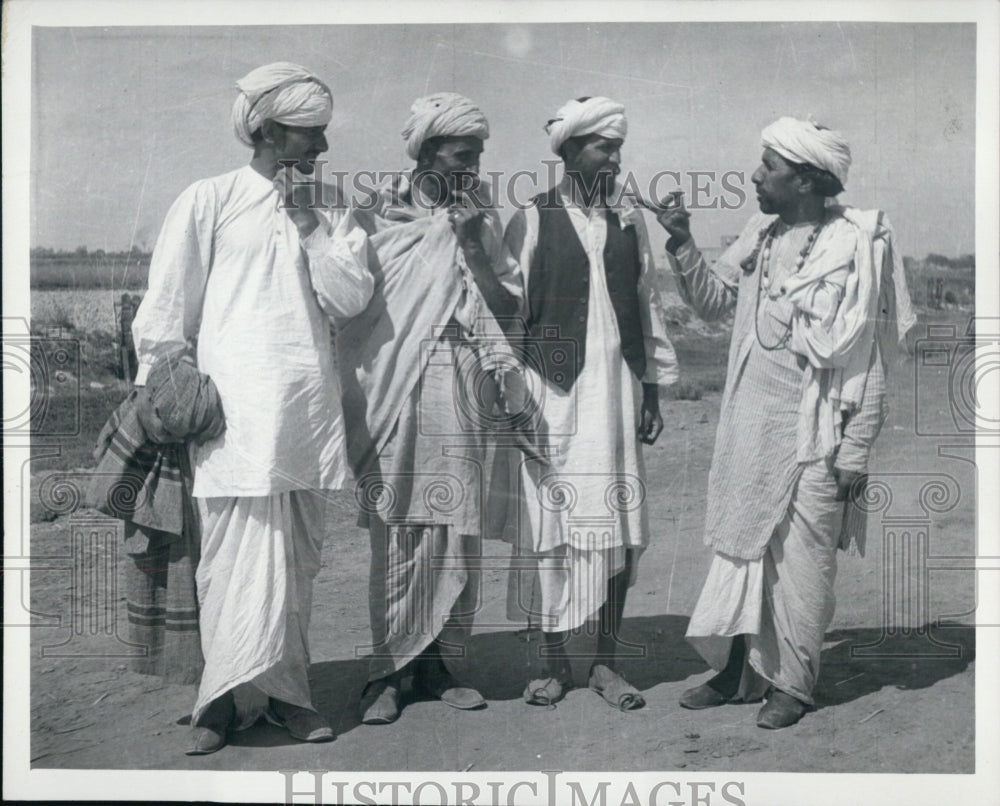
[132,165,374,724]
[504,192,678,632]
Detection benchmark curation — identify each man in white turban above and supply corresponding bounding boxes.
[336,92,521,725]
[544,95,629,157]
[231,61,334,150]
[133,61,374,754]
[661,116,915,728]
[401,91,490,161]
[501,96,678,711]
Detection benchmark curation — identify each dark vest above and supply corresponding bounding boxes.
[525,188,647,392]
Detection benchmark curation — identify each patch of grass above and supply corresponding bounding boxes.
[670,332,729,398]
[31,385,129,472]
[40,302,77,332]
[665,380,703,401]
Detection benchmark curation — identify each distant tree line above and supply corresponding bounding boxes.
[31,246,152,261]
[903,253,975,271]
[33,246,973,269]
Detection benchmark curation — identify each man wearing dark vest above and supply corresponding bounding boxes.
[502,96,679,709]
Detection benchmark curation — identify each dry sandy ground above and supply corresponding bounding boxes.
[23,335,979,779]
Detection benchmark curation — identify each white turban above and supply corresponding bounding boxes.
[546,96,628,155]
[761,116,851,189]
[231,61,333,147]
[401,92,490,160]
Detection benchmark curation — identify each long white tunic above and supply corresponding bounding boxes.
[505,192,678,554]
[132,165,374,498]
[503,191,678,630]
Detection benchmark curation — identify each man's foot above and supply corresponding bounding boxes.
[186,725,229,756]
[588,664,645,711]
[523,676,570,706]
[185,692,234,756]
[679,636,745,710]
[360,677,402,725]
[679,679,736,710]
[415,655,486,710]
[266,700,335,742]
[756,689,808,730]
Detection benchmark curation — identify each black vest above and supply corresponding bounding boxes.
[525,188,647,392]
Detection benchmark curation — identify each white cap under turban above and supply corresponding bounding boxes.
[231,61,333,148]
[401,92,490,161]
[760,116,851,189]
[545,96,628,155]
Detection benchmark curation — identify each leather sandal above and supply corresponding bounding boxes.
[265,701,335,742]
[679,682,735,710]
[756,689,808,730]
[588,664,645,711]
[360,678,402,725]
[415,659,486,711]
[523,676,570,706]
[185,693,234,756]
[186,725,228,756]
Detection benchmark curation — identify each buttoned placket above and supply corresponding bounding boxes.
[579,209,606,324]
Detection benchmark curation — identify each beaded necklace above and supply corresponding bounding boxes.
[752,215,826,351]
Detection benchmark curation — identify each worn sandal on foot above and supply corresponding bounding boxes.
[265,702,335,742]
[588,665,645,711]
[360,679,402,725]
[523,677,570,706]
[415,664,486,710]
[679,682,735,710]
[186,725,228,755]
[185,693,234,756]
[756,689,808,730]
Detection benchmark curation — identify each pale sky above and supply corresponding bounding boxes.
[31,22,975,257]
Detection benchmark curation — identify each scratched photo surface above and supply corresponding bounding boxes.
[11,14,993,798]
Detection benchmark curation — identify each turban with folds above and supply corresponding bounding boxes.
[231,61,333,147]
[545,96,628,155]
[761,116,851,189]
[401,92,490,160]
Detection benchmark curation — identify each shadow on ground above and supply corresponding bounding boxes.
[815,623,974,710]
[232,617,973,746]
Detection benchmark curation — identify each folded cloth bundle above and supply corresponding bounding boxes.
[87,353,224,684]
[89,352,224,531]
[145,352,226,444]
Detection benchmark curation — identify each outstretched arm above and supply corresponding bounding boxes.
[656,201,744,322]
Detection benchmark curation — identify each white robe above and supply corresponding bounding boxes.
[132,165,373,497]
[670,210,891,702]
[133,164,374,721]
[503,191,678,631]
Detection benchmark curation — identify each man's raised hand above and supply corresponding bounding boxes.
[655,197,692,252]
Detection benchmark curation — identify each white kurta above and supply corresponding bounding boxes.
[132,164,374,721]
[503,191,678,630]
[132,165,374,497]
